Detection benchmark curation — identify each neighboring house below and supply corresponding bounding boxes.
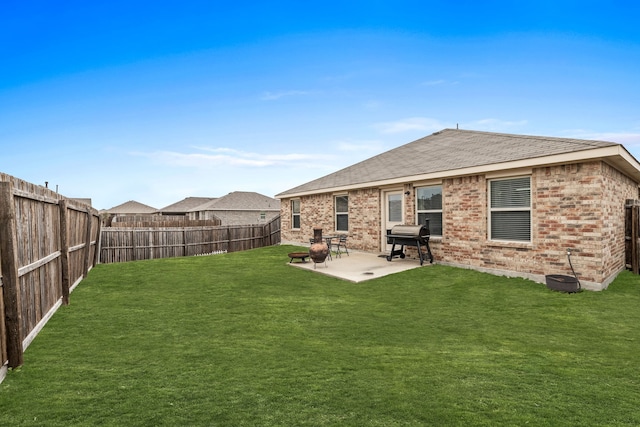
[105,200,158,215]
[187,191,280,225]
[70,198,92,207]
[156,197,217,216]
[102,200,158,226]
[276,128,640,290]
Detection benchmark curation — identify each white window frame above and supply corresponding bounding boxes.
[488,176,532,242]
[335,194,348,232]
[291,199,301,229]
[415,185,443,236]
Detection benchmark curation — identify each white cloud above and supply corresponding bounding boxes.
[374,117,449,134]
[561,130,640,147]
[130,146,335,169]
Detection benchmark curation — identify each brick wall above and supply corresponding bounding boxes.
[435,161,637,288]
[347,188,381,251]
[439,174,487,267]
[284,193,335,244]
[533,162,603,284]
[601,162,638,281]
[281,189,381,251]
[280,160,638,289]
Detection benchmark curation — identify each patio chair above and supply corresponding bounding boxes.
[324,236,334,260]
[335,234,349,257]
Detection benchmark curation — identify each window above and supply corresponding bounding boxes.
[489,176,531,242]
[388,194,403,222]
[291,199,300,229]
[416,186,443,236]
[335,195,348,232]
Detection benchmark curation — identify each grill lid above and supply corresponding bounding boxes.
[389,224,430,239]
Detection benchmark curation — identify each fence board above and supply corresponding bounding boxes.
[0,278,7,375]
[100,216,281,263]
[0,174,101,371]
[107,214,221,228]
[0,182,24,367]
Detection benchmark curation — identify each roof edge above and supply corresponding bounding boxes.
[276,145,640,198]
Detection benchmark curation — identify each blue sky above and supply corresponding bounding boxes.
[2,1,639,210]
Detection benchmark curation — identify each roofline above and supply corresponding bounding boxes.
[187,208,280,212]
[276,145,640,199]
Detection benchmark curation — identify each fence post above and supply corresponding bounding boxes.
[0,182,24,367]
[59,199,70,305]
[83,208,92,277]
[93,213,102,266]
[183,229,187,256]
[132,229,137,261]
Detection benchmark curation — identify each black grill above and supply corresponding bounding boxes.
[386,224,433,265]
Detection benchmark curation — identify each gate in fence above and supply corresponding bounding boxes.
[625,199,640,274]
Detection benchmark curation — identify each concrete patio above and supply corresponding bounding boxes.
[287,249,429,282]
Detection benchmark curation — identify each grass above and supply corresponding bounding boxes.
[1,244,640,426]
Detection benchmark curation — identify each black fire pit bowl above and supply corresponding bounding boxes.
[545,274,581,293]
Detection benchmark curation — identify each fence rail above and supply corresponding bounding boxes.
[0,171,279,380]
[0,173,100,373]
[105,214,222,228]
[99,216,281,263]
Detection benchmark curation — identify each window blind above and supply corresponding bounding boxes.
[489,177,531,242]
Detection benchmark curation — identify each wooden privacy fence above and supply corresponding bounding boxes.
[625,199,640,274]
[99,215,281,263]
[104,214,221,228]
[0,175,101,372]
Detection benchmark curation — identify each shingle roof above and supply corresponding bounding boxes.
[276,128,620,197]
[189,191,280,212]
[106,200,157,214]
[70,198,92,207]
[157,197,216,213]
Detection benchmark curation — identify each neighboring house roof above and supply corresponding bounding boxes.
[276,128,640,197]
[70,198,92,206]
[157,197,216,214]
[189,191,280,212]
[105,200,157,214]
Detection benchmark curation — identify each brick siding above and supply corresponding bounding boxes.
[280,160,637,289]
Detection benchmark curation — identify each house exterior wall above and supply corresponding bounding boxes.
[189,210,279,225]
[281,188,382,249]
[280,160,638,290]
[601,162,638,280]
[282,193,341,244]
[187,211,219,221]
[214,210,280,225]
[435,161,637,289]
[349,188,383,250]
[529,161,635,288]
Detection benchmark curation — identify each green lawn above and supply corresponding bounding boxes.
[1,245,640,426]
